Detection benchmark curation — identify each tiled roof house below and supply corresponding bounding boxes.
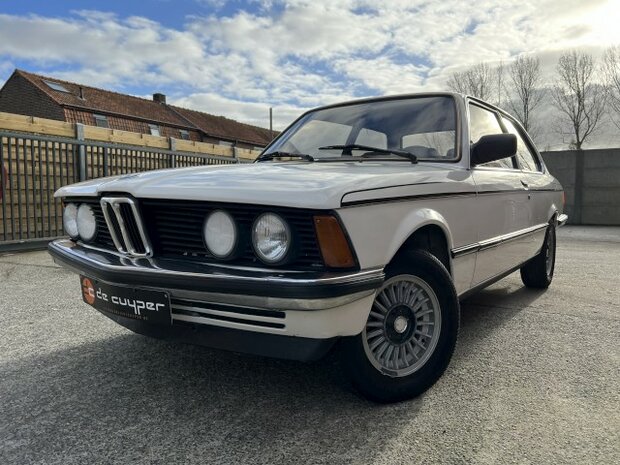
[0,69,274,149]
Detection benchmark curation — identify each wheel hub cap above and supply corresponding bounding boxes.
[393,316,408,334]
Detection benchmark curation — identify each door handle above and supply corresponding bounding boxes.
[521,179,531,199]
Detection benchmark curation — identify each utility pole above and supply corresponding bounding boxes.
[269,107,273,139]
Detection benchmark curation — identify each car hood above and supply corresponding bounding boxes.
[56,161,470,209]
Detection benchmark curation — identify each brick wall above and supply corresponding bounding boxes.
[0,73,65,121]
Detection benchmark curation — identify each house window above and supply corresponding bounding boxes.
[93,114,109,128]
[179,130,190,140]
[43,80,70,93]
[148,124,161,136]
[219,141,233,147]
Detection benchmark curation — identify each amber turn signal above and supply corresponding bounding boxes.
[313,215,356,268]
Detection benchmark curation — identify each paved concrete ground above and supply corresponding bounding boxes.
[0,226,618,465]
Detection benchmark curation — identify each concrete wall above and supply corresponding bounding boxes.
[542,149,620,225]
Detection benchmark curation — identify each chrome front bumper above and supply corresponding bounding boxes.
[48,239,384,311]
[49,240,382,355]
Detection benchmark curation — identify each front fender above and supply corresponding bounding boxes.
[337,205,454,270]
[385,208,454,265]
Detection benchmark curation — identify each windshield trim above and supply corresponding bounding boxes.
[260,94,462,164]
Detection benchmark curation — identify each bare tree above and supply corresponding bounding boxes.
[505,55,545,133]
[447,61,505,106]
[602,45,620,129]
[551,50,606,150]
[447,62,494,100]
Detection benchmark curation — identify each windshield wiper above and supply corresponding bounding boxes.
[256,151,314,162]
[318,144,417,163]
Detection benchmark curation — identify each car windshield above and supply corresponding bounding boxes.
[262,96,457,161]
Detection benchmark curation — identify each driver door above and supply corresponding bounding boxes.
[468,103,530,285]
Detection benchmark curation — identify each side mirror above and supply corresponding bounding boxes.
[471,134,517,166]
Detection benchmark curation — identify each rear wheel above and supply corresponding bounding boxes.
[520,223,556,289]
[340,250,459,403]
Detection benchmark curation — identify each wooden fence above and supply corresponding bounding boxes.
[0,111,261,250]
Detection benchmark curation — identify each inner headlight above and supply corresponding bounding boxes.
[77,204,97,242]
[203,210,237,258]
[63,203,79,239]
[252,213,291,264]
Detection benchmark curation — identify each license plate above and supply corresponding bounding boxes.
[80,276,171,325]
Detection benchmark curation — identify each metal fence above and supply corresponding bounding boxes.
[0,130,239,251]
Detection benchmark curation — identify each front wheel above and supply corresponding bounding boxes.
[340,250,459,403]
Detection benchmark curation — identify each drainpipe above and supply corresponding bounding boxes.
[76,123,86,181]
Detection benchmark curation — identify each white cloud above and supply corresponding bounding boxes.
[334,57,427,95]
[171,92,303,129]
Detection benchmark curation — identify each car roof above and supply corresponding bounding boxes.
[308,92,463,112]
[309,92,513,119]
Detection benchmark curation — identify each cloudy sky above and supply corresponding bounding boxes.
[0,0,618,145]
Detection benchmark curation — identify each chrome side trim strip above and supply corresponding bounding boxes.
[451,223,548,258]
[450,243,479,257]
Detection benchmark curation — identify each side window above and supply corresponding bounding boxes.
[355,128,387,148]
[469,104,515,169]
[501,117,541,172]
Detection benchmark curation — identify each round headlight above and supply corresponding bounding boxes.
[252,213,291,264]
[63,203,79,239]
[77,204,97,242]
[204,210,237,258]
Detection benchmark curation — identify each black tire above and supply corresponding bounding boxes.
[339,250,460,403]
[520,223,556,289]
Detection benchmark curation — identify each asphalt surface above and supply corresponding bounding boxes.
[0,226,618,465]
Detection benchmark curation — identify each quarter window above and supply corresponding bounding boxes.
[469,104,515,169]
[501,117,541,172]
